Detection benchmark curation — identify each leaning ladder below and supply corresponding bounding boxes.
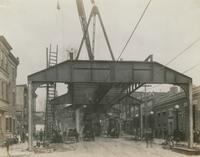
[44,45,58,141]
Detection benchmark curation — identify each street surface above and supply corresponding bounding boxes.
[0,137,189,157]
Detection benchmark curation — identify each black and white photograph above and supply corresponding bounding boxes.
[0,0,200,156]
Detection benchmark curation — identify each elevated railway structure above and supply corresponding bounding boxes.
[27,0,193,151]
[28,59,193,149]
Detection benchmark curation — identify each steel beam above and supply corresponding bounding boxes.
[50,93,72,105]
[28,60,191,85]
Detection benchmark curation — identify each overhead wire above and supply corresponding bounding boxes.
[103,0,153,82]
[148,37,200,91]
[183,62,200,74]
[94,0,153,104]
[165,37,200,66]
[117,0,152,61]
[150,63,200,91]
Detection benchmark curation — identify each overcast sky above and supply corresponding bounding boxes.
[1,0,200,109]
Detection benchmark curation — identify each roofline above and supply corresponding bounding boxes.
[9,52,19,65]
[0,36,12,51]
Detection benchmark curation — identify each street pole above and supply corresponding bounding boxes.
[144,85,147,133]
[150,111,154,137]
[176,109,179,132]
[143,84,151,135]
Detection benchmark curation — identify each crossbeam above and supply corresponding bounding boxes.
[28,60,191,86]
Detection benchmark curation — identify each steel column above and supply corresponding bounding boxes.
[75,108,80,134]
[28,81,33,151]
[188,81,193,148]
[140,104,143,138]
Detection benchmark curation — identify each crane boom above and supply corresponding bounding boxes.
[76,0,94,60]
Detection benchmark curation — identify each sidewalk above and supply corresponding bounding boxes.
[0,142,31,157]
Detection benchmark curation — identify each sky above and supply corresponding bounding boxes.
[0,0,200,110]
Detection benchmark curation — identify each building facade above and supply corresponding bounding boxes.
[16,85,28,136]
[151,86,200,140]
[0,36,19,141]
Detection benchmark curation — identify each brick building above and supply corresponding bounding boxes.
[0,36,19,141]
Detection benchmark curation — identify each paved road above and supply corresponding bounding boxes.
[0,138,189,157]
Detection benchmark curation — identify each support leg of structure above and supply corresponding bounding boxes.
[140,104,143,138]
[188,81,193,148]
[75,108,80,134]
[28,81,33,151]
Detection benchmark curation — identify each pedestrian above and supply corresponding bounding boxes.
[145,132,150,148]
[169,136,174,148]
[149,133,153,148]
[74,129,79,142]
[5,138,10,156]
[17,134,21,143]
[39,129,43,142]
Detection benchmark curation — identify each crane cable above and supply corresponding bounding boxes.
[117,0,152,61]
[91,0,96,57]
[56,0,65,61]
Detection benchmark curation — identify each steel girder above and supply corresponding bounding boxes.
[28,60,191,85]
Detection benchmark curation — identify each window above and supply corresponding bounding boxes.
[13,119,15,132]
[10,118,12,132]
[6,118,9,131]
[168,110,173,117]
[6,117,13,132]
[0,49,3,68]
[13,91,15,106]
[163,112,166,116]
[1,81,3,100]
[2,81,5,100]
[12,68,16,81]
[2,54,5,69]
[0,115,2,131]
[5,56,8,71]
[0,79,2,99]
[4,81,6,101]
[0,50,2,67]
